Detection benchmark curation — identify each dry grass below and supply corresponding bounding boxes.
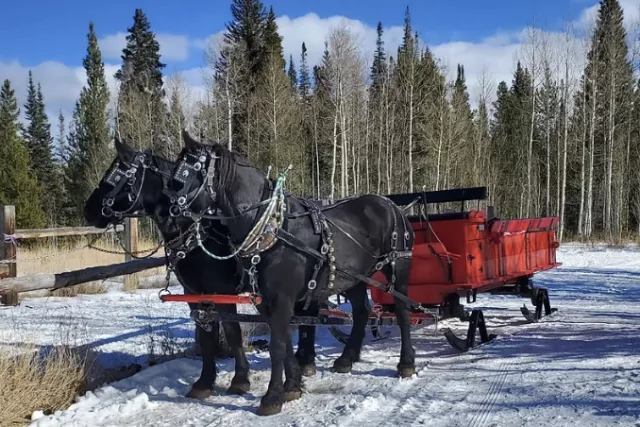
[14,235,166,298]
[0,346,92,426]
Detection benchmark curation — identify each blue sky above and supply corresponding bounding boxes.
[0,0,635,123]
[1,0,587,68]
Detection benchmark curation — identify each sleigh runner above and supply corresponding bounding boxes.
[159,185,561,352]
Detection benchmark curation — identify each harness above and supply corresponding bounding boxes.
[165,146,435,316]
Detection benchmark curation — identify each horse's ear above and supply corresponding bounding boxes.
[114,136,135,162]
[181,128,200,152]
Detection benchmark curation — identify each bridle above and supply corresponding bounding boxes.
[168,146,220,219]
[100,149,172,220]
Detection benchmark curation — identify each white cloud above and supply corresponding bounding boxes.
[275,13,404,68]
[0,60,120,124]
[99,32,193,62]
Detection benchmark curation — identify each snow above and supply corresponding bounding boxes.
[1,243,638,427]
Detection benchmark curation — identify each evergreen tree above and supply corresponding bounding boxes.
[370,21,387,96]
[0,80,46,228]
[114,9,168,153]
[67,22,112,224]
[298,42,311,101]
[263,7,285,70]
[222,0,268,80]
[288,55,297,91]
[22,72,61,224]
[573,0,634,238]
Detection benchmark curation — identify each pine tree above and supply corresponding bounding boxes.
[223,0,268,80]
[574,0,634,238]
[0,80,46,228]
[67,22,112,224]
[22,72,61,224]
[115,9,168,153]
[370,21,387,96]
[298,42,311,101]
[288,54,297,91]
[263,7,285,70]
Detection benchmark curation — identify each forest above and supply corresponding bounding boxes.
[0,0,638,243]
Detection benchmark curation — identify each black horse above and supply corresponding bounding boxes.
[169,130,417,416]
[83,139,253,400]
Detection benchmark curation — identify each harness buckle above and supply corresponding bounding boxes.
[177,196,187,206]
[177,251,186,259]
[320,244,329,255]
[106,198,114,207]
[251,254,261,265]
[307,280,317,290]
[193,162,202,171]
[375,261,385,271]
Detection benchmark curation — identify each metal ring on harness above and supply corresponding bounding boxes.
[251,254,261,265]
[176,251,186,259]
[177,196,187,206]
[158,288,171,299]
[101,206,114,217]
[193,162,202,171]
[169,205,181,217]
[308,279,317,290]
[321,244,329,255]
[375,261,384,271]
[105,198,114,207]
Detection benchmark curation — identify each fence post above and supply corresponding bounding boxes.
[0,205,18,305]
[123,217,139,290]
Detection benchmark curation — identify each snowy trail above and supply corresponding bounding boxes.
[5,244,640,427]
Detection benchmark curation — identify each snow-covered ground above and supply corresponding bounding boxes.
[2,243,639,427]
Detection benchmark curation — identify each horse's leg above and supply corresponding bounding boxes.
[295,300,317,376]
[332,282,369,374]
[283,334,303,401]
[257,296,294,416]
[219,304,251,395]
[186,302,219,400]
[385,257,416,377]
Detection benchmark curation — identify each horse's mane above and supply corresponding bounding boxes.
[199,142,258,192]
[152,154,177,176]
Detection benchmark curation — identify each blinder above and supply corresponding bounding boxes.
[169,146,219,218]
[101,151,150,219]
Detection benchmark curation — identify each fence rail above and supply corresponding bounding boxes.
[0,204,160,305]
[14,225,124,239]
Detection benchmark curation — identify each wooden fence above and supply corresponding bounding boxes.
[0,204,164,305]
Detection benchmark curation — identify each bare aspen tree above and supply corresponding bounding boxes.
[165,72,194,157]
[520,26,542,217]
[206,37,249,151]
[326,22,366,199]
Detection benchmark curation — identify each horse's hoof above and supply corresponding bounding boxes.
[300,364,317,377]
[186,387,212,400]
[285,390,302,401]
[226,380,250,395]
[330,363,352,374]
[257,403,283,416]
[398,366,416,378]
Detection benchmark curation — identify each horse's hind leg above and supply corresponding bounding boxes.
[384,257,416,377]
[332,282,369,374]
[220,304,251,395]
